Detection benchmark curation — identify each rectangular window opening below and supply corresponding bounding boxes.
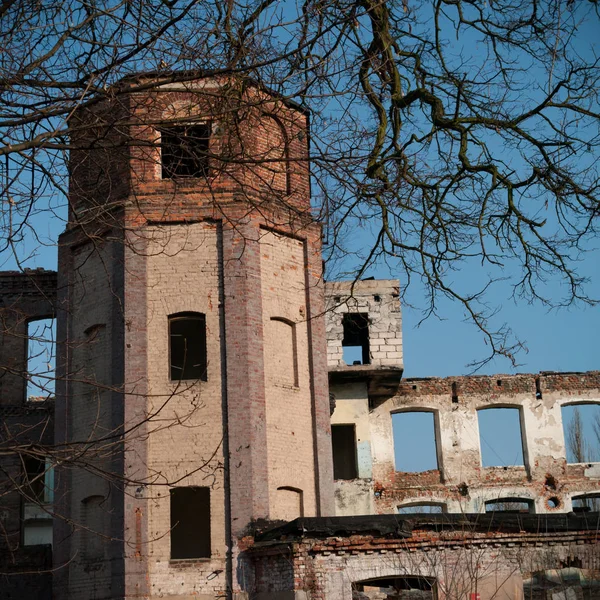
[169,313,207,381]
[342,313,370,365]
[23,456,54,504]
[572,495,600,512]
[23,457,54,547]
[393,411,439,472]
[161,124,210,179]
[477,407,525,467]
[26,317,56,401]
[170,487,211,559]
[331,424,358,480]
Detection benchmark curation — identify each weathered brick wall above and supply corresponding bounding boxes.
[261,229,317,520]
[251,519,600,600]
[0,269,56,404]
[143,221,227,597]
[56,76,333,600]
[0,270,56,600]
[325,280,402,369]
[55,237,119,600]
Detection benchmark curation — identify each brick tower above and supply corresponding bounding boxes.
[54,74,334,599]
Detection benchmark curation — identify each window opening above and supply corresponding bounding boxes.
[561,404,600,464]
[547,496,561,509]
[477,407,525,467]
[169,313,207,381]
[26,317,56,401]
[23,457,53,504]
[161,124,210,179]
[451,382,458,403]
[572,494,600,512]
[352,576,436,599]
[398,503,445,514]
[342,313,370,365]
[331,424,358,480]
[393,411,439,472]
[170,486,211,559]
[22,457,54,546]
[485,498,533,514]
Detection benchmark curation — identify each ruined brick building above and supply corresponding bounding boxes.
[0,75,598,600]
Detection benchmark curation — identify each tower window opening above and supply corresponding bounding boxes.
[160,124,210,179]
[169,313,207,381]
[342,313,370,365]
[170,487,211,559]
[331,424,358,480]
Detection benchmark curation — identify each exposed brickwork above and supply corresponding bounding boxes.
[54,75,333,599]
[0,270,56,600]
[250,517,600,600]
[325,280,402,369]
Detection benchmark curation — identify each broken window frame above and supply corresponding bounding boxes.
[392,409,443,474]
[168,312,208,382]
[341,312,370,365]
[476,405,528,469]
[159,122,211,179]
[170,486,211,560]
[331,423,359,480]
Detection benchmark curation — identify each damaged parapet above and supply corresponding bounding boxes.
[325,279,403,371]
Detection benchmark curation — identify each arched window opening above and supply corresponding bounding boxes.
[81,495,106,560]
[26,316,56,401]
[169,312,207,381]
[398,503,445,514]
[352,575,436,600]
[477,406,526,467]
[275,486,304,521]
[485,498,533,514]
[572,494,600,512]
[393,411,440,473]
[257,114,291,194]
[561,403,600,464]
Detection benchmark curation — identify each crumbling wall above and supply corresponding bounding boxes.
[331,370,600,516]
[250,515,600,600]
[325,280,402,369]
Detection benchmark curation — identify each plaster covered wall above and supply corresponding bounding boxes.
[332,368,600,516]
